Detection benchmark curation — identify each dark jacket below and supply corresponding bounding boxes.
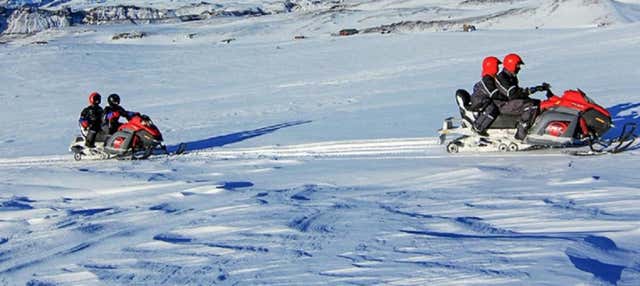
[104,105,135,122]
[469,75,498,111]
[495,69,534,100]
[103,105,137,134]
[79,105,103,131]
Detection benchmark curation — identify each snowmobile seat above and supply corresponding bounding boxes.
[488,114,519,129]
[79,128,108,144]
[455,89,520,129]
[455,89,477,125]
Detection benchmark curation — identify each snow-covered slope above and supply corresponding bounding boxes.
[2,0,640,37]
[1,1,640,285]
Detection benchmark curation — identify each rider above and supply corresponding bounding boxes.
[469,56,502,136]
[79,92,104,148]
[103,93,138,135]
[495,53,550,140]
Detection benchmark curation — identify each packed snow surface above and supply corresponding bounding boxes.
[1,1,640,285]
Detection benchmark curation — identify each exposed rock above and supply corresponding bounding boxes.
[283,0,342,12]
[463,24,477,32]
[3,7,71,34]
[362,20,451,34]
[361,8,530,34]
[0,3,274,37]
[112,31,146,40]
[173,2,221,16]
[83,5,176,25]
[337,28,358,36]
[460,0,522,5]
[178,14,203,22]
[200,7,267,18]
[220,38,235,44]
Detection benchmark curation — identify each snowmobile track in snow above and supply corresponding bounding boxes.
[0,137,577,168]
[180,137,576,159]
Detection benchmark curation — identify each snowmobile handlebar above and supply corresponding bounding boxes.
[545,88,555,99]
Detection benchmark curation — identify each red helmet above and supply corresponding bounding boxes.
[503,53,524,74]
[89,92,101,105]
[481,56,501,76]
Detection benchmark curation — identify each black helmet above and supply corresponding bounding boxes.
[107,93,120,106]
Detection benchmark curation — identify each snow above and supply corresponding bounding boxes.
[3,1,640,33]
[1,0,640,285]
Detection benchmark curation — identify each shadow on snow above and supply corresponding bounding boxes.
[166,120,311,153]
[403,229,633,285]
[604,102,640,150]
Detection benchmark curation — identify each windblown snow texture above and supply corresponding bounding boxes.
[1,0,640,285]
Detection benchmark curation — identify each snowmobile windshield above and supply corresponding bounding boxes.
[583,94,596,105]
[576,89,595,104]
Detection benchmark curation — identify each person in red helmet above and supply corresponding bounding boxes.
[468,56,502,135]
[78,92,104,148]
[495,53,550,140]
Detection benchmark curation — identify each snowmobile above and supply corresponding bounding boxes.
[70,114,173,160]
[69,129,111,160]
[439,88,637,155]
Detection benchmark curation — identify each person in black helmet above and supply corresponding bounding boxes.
[103,93,139,135]
[79,92,104,148]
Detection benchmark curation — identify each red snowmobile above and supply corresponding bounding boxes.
[439,88,636,154]
[103,114,167,159]
[70,114,174,160]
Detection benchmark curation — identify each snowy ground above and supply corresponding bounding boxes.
[1,1,640,285]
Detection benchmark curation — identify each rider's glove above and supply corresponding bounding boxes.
[540,82,551,91]
[127,111,140,119]
[530,82,551,93]
[80,119,89,129]
[107,111,120,120]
